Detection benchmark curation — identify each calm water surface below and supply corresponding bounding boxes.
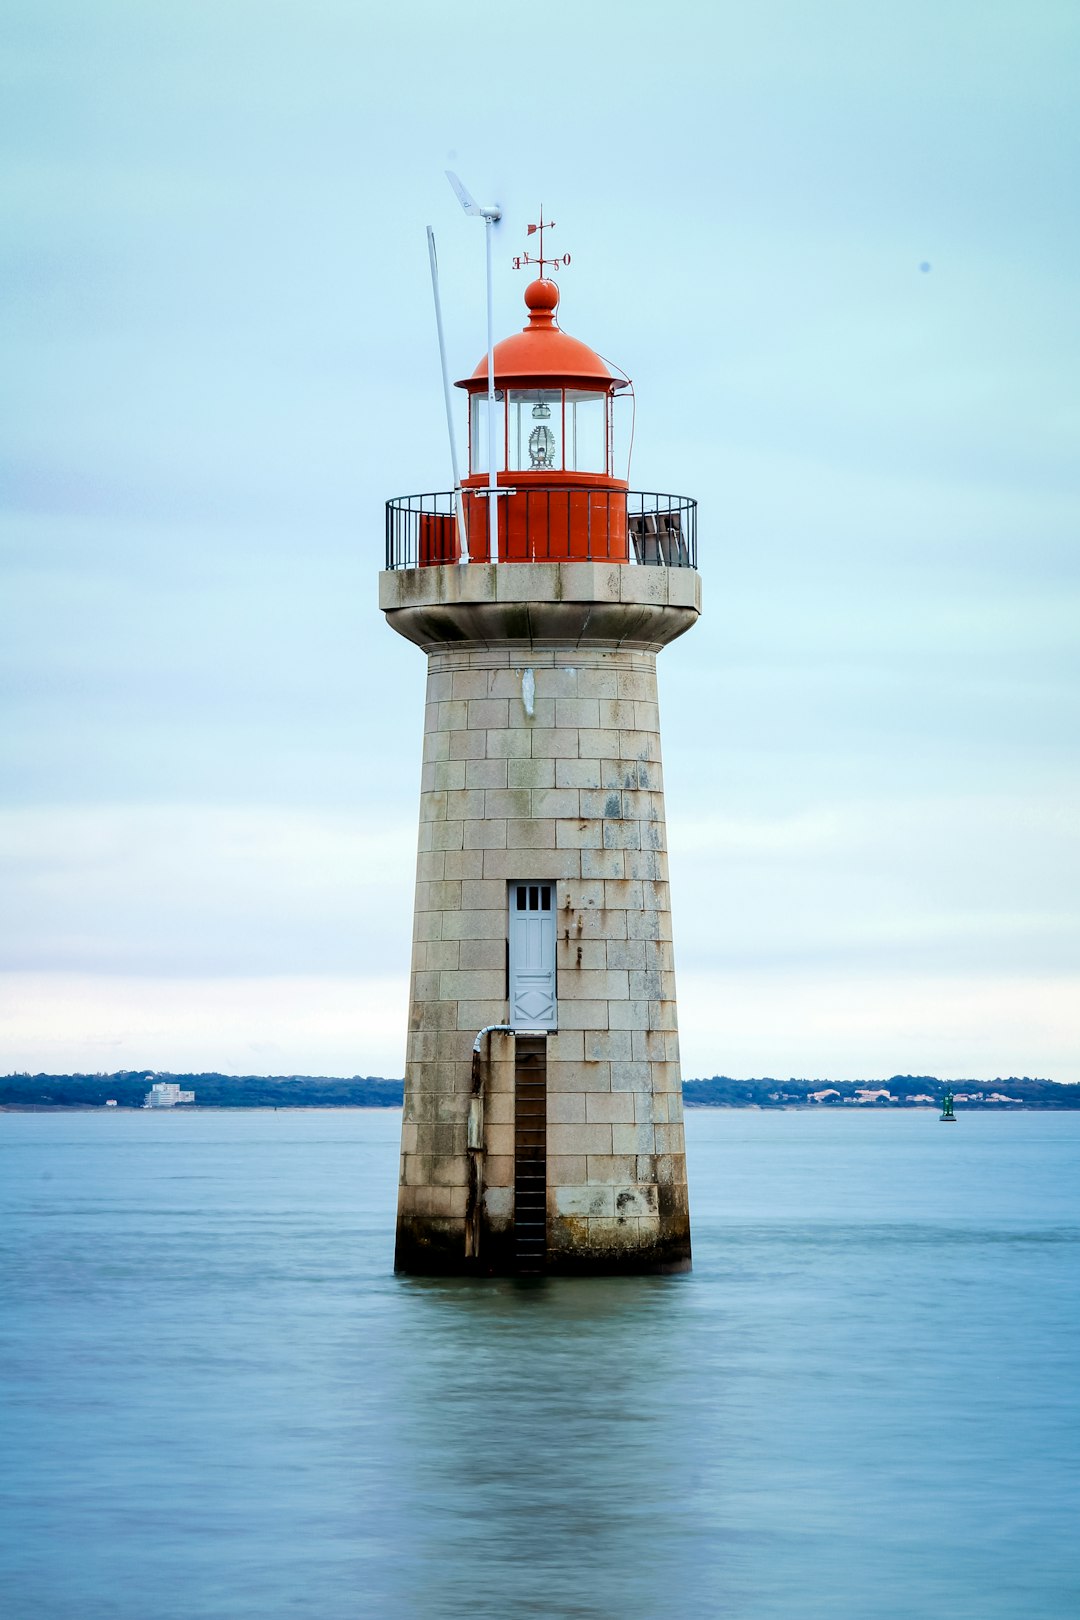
[1,1108,1077,1619]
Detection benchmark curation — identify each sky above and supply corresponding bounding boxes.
[2,0,1078,1081]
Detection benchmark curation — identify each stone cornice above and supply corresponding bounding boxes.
[379,562,702,654]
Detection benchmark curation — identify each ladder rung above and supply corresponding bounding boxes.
[515,1049,547,1272]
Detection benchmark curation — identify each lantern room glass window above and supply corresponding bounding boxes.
[564,390,607,473]
[478,388,610,475]
[469,393,506,474]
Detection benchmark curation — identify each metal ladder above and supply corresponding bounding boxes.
[513,1036,547,1273]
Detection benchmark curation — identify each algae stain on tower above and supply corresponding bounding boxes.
[381,255,701,1275]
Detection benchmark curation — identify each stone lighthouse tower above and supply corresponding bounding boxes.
[381,241,700,1275]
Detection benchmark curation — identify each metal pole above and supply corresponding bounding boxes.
[443,172,501,564]
[485,213,498,564]
[426,227,469,563]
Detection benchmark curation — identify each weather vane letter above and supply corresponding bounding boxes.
[512,209,571,277]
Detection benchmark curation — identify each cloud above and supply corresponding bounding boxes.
[667,792,1079,974]
[676,968,1080,1083]
[0,806,416,975]
[0,972,409,1077]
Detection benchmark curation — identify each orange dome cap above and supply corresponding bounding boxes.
[456,279,627,392]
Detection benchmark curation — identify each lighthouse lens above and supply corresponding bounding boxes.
[528,424,556,469]
[509,390,561,471]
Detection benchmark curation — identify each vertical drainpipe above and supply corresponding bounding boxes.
[465,1024,514,1259]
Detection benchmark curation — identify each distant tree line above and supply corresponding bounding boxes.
[2,1071,1077,1109]
[680,1075,1078,1108]
[0,1072,405,1108]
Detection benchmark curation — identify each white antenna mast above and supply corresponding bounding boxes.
[426,227,470,563]
[446,170,502,565]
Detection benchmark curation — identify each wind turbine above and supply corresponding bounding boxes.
[446,171,502,564]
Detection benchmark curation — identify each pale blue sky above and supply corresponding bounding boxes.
[2,0,1078,1078]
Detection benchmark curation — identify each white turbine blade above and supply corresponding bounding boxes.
[446,170,481,217]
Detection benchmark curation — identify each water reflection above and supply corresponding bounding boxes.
[374,1273,730,1619]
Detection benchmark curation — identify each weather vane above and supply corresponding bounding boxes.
[512,209,571,277]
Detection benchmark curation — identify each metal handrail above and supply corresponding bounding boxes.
[384,488,698,570]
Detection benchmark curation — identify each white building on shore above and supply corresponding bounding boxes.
[143,1081,195,1108]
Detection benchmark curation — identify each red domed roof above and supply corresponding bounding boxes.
[456,279,627,392]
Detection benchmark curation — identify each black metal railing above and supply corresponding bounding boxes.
[384,488,698,570]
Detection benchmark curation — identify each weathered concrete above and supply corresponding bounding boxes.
[385,561,700,1275]
[380,560,700,653]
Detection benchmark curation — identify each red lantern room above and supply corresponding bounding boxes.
[457,277,631,563]
[389,211,696,574]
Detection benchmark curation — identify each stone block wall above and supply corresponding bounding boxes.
[395,641,691,1273]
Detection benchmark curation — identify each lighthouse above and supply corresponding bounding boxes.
[381,226,701,1274]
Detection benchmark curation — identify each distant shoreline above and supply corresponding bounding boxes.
[4,1101,1079,1116]
[1,1104,1075,1114]
[3,1073,1077,1111]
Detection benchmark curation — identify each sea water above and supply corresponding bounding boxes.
[0,1107,1077,1619]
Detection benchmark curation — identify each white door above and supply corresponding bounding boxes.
[509,883,557,1030]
